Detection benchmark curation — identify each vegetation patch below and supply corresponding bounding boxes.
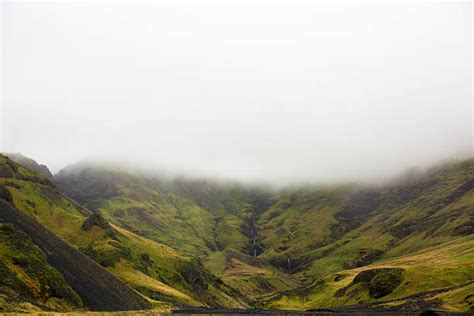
[353,268,404,298]
[0,223,82,311]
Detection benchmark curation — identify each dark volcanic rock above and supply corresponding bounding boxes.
[0,199,150,311]
[0,223,83,309]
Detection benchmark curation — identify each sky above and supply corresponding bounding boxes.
[1,1,472,185]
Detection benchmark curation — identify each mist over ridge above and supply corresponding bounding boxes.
[2,1,472,185]
[49,153,471,192]
[1,1,474,313]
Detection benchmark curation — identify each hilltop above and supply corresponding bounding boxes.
[4,153,53,180]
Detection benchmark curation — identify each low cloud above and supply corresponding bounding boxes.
[2,1,472,185]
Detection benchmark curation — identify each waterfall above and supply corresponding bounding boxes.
[249,215,259,257]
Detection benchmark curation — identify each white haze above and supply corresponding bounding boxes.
[1,1,472,185]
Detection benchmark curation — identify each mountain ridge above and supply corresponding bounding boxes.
[0,153,472,313]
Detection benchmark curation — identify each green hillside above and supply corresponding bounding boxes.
[0,155,246,310]
[258,159,473,279]
[0,198,150,312]
[55,164,299,303]
[55,158,473,312]
[0,222,82,312]
[1,153,472,313]
[266,236,474,313]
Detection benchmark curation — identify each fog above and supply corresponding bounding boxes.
[1,1,472,185]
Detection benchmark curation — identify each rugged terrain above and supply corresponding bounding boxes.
[0,153,472,313]
[0,155,246,311]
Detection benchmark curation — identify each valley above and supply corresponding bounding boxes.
[0,153,472,313]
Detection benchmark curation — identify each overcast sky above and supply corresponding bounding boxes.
[1,1,472,184]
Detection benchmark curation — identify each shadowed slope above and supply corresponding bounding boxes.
[0,199,150,311]
[0,222,82,312]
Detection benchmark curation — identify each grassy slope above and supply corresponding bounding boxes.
[55,165,299,301]
[56,166,265,256]
[258,159,473,280]
[0,155,244,309]
[6,154,473,312]
[0,223,82,312]
[257,185,362,272]
[266,236,474,312]
[257,159,473,312]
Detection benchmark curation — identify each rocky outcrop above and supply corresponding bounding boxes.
[4,153,53,180]
[353,268,404,299]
